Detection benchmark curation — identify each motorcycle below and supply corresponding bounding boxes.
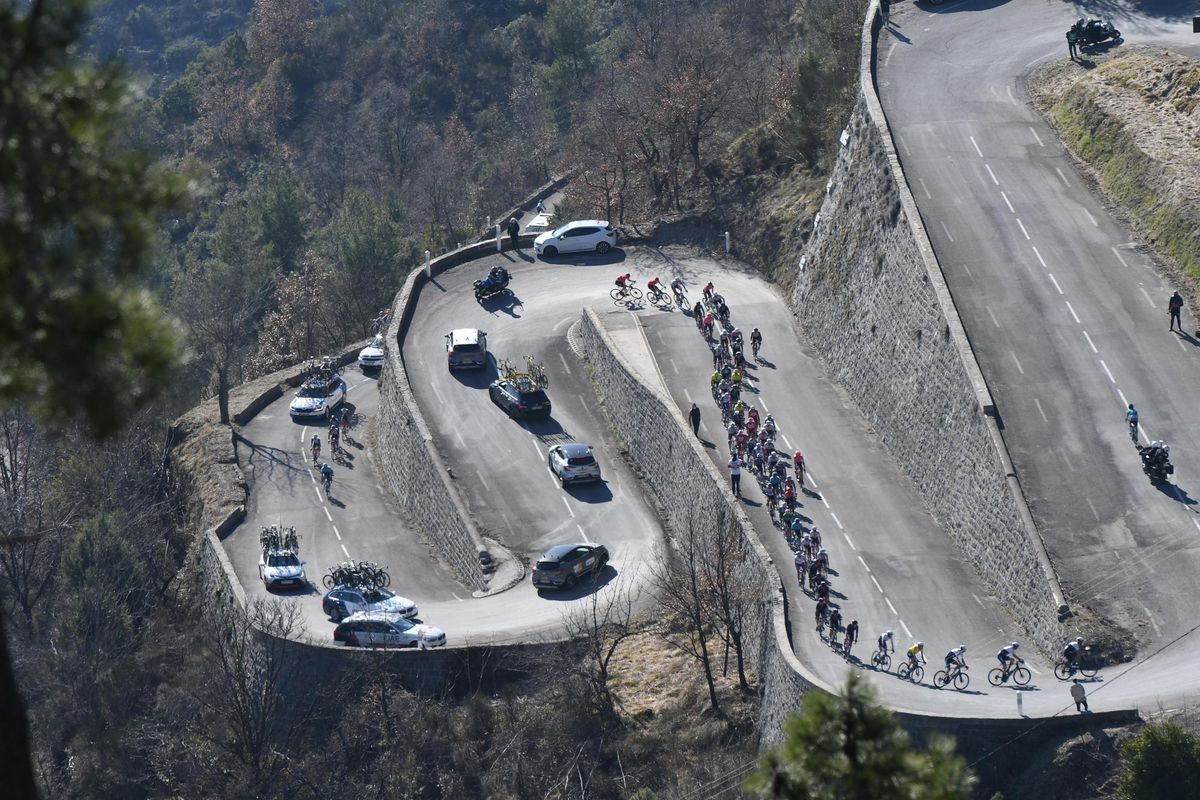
[473,266,511,301]
[1072,18,1121,46]
[1137,442,1174,484]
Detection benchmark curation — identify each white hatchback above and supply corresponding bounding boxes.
[534,220,617,257]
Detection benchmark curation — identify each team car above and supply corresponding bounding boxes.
[446,328,489,369]
[489,376,551,419]
[333,611,447,648]
[357,335,386,370]
[322,585,418,621]
[532,543,609,590]
[289,371,347,419]
[258,550,306,590]
[547,442,602,485]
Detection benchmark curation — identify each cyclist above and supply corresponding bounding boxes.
[710,369,721,393]
[750,327,763,356]
[747,407,760,427]
[794,550,807,585]
[944,644,968,678]
[1126,404,1139,441]
[703,312,715,338]
[783,477,797,510]
[878,629,895,655]
[671,275,687,304]
[792,450,806,488]
[844,619,859,657]
[1062,637,1086,669]
[614,272,634,296]
[829,608,843,645]
[906,641,927,669]
[730,327,743,348]
[692,300,705,320]
[763,414,777,437]
[703,281,715,301]
[318,462,334,493]
[310,433,322,464]
[997,642,1022,681]
[710,291,725,309]
[815,597,829,631]
[341,406,352,435]
[329,421,340,452]
[731,367,742,385]
[647,276,663,299]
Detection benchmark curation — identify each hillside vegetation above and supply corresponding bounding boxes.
[1029,48,1200,285]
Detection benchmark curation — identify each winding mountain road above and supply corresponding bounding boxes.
[220,0,1200,718]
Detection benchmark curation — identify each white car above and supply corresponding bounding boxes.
[333,611,447,649]
[525,212,553,233]
[534,220,617,257]
[289,373,346,419]
[258,550,306,590]
[322,585,418,621]
[547,442,602,485]
[357,336,385,369]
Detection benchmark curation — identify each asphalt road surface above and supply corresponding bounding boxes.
[880,0,1200,658]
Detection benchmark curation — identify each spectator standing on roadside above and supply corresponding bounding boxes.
[727,455,743,497]
[1067,26,1079,60]
[507,217,521,250]
[1071,679,1089,712]
[1169,290,1184,332]
[689,403,701,437]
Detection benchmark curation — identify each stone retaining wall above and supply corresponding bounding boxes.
[785,4,1068,655]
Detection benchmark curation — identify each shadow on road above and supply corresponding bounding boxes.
[916,0,1013,14]
[1159,481,1198,507]
[567,481,614,504]
[452,360,499,389]
[1175,330,1200,349]
[522,416,570,438]
[480,290,523,318]
[538,248,628,268]
[535,565,619,600]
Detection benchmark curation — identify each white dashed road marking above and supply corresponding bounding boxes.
[558,352,573,374]
[985,164,1000,185]
[1029,127,1043,147]
[1055,167,1070,187]
[986,305,1000,328]
[1083,331,1099,353]
[1100,360,1116,384]
[1033,398,1048,422]
[323,506,332,522]
[1016,218,1030,240]
[1032,246,1047,268]
[831,512,844,530]
[871,575,884,593]
[1011,352,1025,374]
[1066,301,1080,323]
[1083,208,1098,227]
[562,496,575,518]
[920,178,932,199]
[939,221,955,242]
[341,544,350,558]
[1112,246,1128,268]
[1000,191,1014,213]
[1048,274,1063,295]
[885,598,898,615]
[858,555,870,572]
[577,524,591,544]
[332,526,341,541]
[969,135,984,158]
[900,620,913,638]
[843,532,856,551]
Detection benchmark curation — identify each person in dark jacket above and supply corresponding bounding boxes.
[688,403,701,437]
[1169,291,1184,332]
[507,217,521,250]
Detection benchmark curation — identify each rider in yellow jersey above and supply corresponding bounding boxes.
[906,641,926,668]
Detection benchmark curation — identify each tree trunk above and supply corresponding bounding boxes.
[217,364,231,425]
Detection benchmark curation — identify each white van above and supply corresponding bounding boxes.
[445,328,488,370]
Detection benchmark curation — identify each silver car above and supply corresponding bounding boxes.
[548,442,602,485]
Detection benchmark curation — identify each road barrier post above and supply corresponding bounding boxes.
[495,224,502,252]
[486,215,491,229]
[724,231,730,254]
[1017,690,1024,717]
[424,250,431,278]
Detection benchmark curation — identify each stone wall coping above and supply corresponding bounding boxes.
[858,1,1066,615]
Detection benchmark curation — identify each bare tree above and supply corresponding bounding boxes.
[194,599,312,784]
[698,505,756,693]
[559,574,644,718]
[0,409,71,623]
[652,516,722,715]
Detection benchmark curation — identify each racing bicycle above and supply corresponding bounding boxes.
[870,649,892,671]
[896,660,924,683]
[933,665,971,691]
[1054,648,1099,680]
[672,287,687,307]
[646,285,670,306]
[610,285,643,303]
[988,663,1032,687]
